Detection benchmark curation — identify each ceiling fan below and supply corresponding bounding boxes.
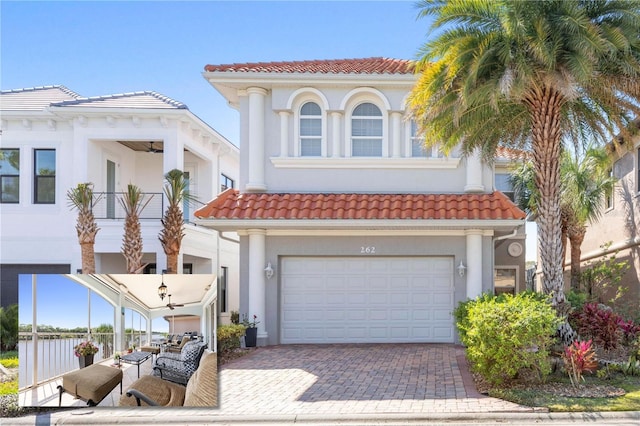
[166,294,184,310]
[147,141,163,153]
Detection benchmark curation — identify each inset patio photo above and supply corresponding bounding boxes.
[18,274,218,408]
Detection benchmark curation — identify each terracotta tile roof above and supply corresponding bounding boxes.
[204,57,415,75]
[495,146,528,160]
[195,190,525,221]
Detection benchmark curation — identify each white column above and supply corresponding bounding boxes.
[331,111,341,158]
[248,229,267,342]
[465,148,485,192]
[279,111,290,157]
[466,229,484,299]
[247,87,268,192]
[115,290,125,352]
[391,112,402,158]
[162,132,184,175]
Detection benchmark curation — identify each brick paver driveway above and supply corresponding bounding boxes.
[218,344,536,415]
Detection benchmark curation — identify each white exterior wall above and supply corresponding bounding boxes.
[0,104,241,315]
[235,85,494,193]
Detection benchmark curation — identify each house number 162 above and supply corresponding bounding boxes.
[360,246,376,254]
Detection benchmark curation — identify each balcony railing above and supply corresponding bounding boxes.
[125,330,148,350]
[92,192,207,223]
[92,192,164,220]
[18,332,115,390]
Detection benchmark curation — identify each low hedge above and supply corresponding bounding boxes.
[217,324,246,355]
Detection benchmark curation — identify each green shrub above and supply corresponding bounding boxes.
[0,380,17,396]
[0,358,18,369]
[217,324,246,355]
[456,292,559,385]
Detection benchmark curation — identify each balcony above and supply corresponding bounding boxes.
[92,192,164,220]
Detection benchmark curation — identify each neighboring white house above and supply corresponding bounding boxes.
[0,85,240,324]
[195,58,527,346]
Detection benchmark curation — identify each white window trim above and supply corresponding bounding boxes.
[345,101,388,158]
[295,100,326,157]
[287,88,329,158]
[406,119,441,158]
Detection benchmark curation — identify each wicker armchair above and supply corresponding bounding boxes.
[166,335,191,353]
[120,350,217,407]
[152,340,207,385]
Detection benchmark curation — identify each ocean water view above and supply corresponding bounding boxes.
[17,332,150,389]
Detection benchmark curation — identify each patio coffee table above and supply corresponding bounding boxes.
[120,351,152,378]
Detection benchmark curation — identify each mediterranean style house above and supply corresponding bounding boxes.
[574,123,640,305]
[195,58,527,346]
[0,85,240,325]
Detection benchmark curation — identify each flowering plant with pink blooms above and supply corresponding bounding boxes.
[242,314,260,328]
[74,340,99,357]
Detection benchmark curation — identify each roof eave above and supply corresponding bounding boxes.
[194,218,525,232]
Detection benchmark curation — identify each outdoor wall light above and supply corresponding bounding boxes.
[457,261,467,277]
[158,276,168,301]
[264,262,274,280]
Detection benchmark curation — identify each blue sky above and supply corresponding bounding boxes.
[1,0,538,261]
[18,274,166,332]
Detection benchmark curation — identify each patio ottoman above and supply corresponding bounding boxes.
[58,364,123,406]
[140,345,160,358]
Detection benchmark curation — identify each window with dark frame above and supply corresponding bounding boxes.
[0,148,20,203]
[220,174,234,193]
[219,266,228,313]
[33,149,55,204]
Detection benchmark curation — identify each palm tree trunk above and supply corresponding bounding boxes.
[166,255,178,275]
[80,242,96,274]
[569,226,586,291]
[525,85,577,344]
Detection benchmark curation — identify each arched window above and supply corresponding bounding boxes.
[299,102,322,156]
[351,103,382,157]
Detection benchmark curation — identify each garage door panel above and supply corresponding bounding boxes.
[281,257,454,344]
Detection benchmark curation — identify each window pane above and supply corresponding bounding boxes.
[0,149,20,174]
[352,119,382,137]
[412,141,428,157]
[36,176,55,203]
[353,103,381,116]
[300,118,321,136]
[301,102,321,116]
[35,150,55,176]
[301,138,321,156]
[352,139,382,157]
[1,176,19,203]
[495,174,512,192]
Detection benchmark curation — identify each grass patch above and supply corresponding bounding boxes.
[491,373,640,411]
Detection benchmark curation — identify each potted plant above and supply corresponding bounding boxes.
[114,352,121,366]
[74,340,99,369]
[242,314,260,347]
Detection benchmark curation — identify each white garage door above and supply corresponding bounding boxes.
[281,257,454,344]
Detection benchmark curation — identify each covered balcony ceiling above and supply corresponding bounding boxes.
[96,274,216,311]
[116,141,165,152]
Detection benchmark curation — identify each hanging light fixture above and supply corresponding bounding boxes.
[158,275,168,301]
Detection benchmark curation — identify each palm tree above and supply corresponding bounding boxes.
[118,184,153,273]
[67,183,102,274]
[511,146,616,290]
[562,146,616,290]
[408,0,640,343]
[158,169,195,274]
